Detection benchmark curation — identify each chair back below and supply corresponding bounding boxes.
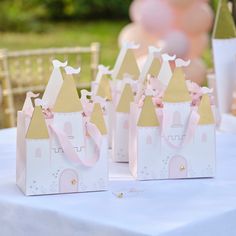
[0,43,100,127]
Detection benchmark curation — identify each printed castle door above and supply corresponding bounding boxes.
[59,169,78,193]
[168,155,187,179]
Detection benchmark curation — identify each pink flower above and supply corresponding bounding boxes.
[152,96,163,108]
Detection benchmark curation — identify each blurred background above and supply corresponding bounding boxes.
[0,0,232,128]
[0,0,134,65]
[0,0,223,67]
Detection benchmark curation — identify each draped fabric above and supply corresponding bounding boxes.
[0,128,236,236]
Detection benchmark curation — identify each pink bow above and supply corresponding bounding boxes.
[42,108,54,119]
[186,80,214,106]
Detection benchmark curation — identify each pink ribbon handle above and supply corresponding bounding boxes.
[85,121,103,148]
[49,122,102,167]
[183,109,200,145]
[161,109,200,149]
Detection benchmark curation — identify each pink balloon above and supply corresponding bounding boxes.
[129,0,145,23]
[161,30,190,58]
[180,2,213,35]
[183,59,207,85]
[171,6,186,29]
[167,0,196,8]
[118,23,158,57]
[139,0,173,35]
[188,33,209,59]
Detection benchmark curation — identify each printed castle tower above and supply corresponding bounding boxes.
[26,105,50,193]
[79,102,108,191]
[193,94,215,177]
[96,75,112,101]
[18,66,108,195]
[111,43,140,159]
[52,74,84,160]
[93,66,113,148]
[130,66,215,180]
[139,47,162,82]
[137,53,174,102]
[92,65,112,101]
[90,103,107,135]
[129,96,161,179]
[112,43,140,80]
[162,66,192,148]
[116,83,134,113]
[113,83,134,162]
[157,54,175,87]
[42,60,67,109]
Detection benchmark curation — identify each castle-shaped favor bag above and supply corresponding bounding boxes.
[129,62,216,180]
[16,61,108,195]
[111,42,140,162]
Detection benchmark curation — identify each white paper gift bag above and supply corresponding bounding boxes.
[110,42,140,162]
[129,66,216,180]
[16,62,108,195]
[212,0,236,114]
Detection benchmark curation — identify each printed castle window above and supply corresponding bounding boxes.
[171,111,183,128]
[35,148,42,158]
[146,135,152,145]
[64,122,74,139]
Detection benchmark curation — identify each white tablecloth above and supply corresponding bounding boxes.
[0,128,236,236]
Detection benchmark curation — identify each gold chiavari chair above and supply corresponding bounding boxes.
[0,42,100,127]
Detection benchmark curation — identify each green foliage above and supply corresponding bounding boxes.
[0,0,132,32]
[0,0,46,32]
[43,0,132,20]
[0,21,127,65]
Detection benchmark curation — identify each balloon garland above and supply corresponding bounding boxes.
[119,0,214,85]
